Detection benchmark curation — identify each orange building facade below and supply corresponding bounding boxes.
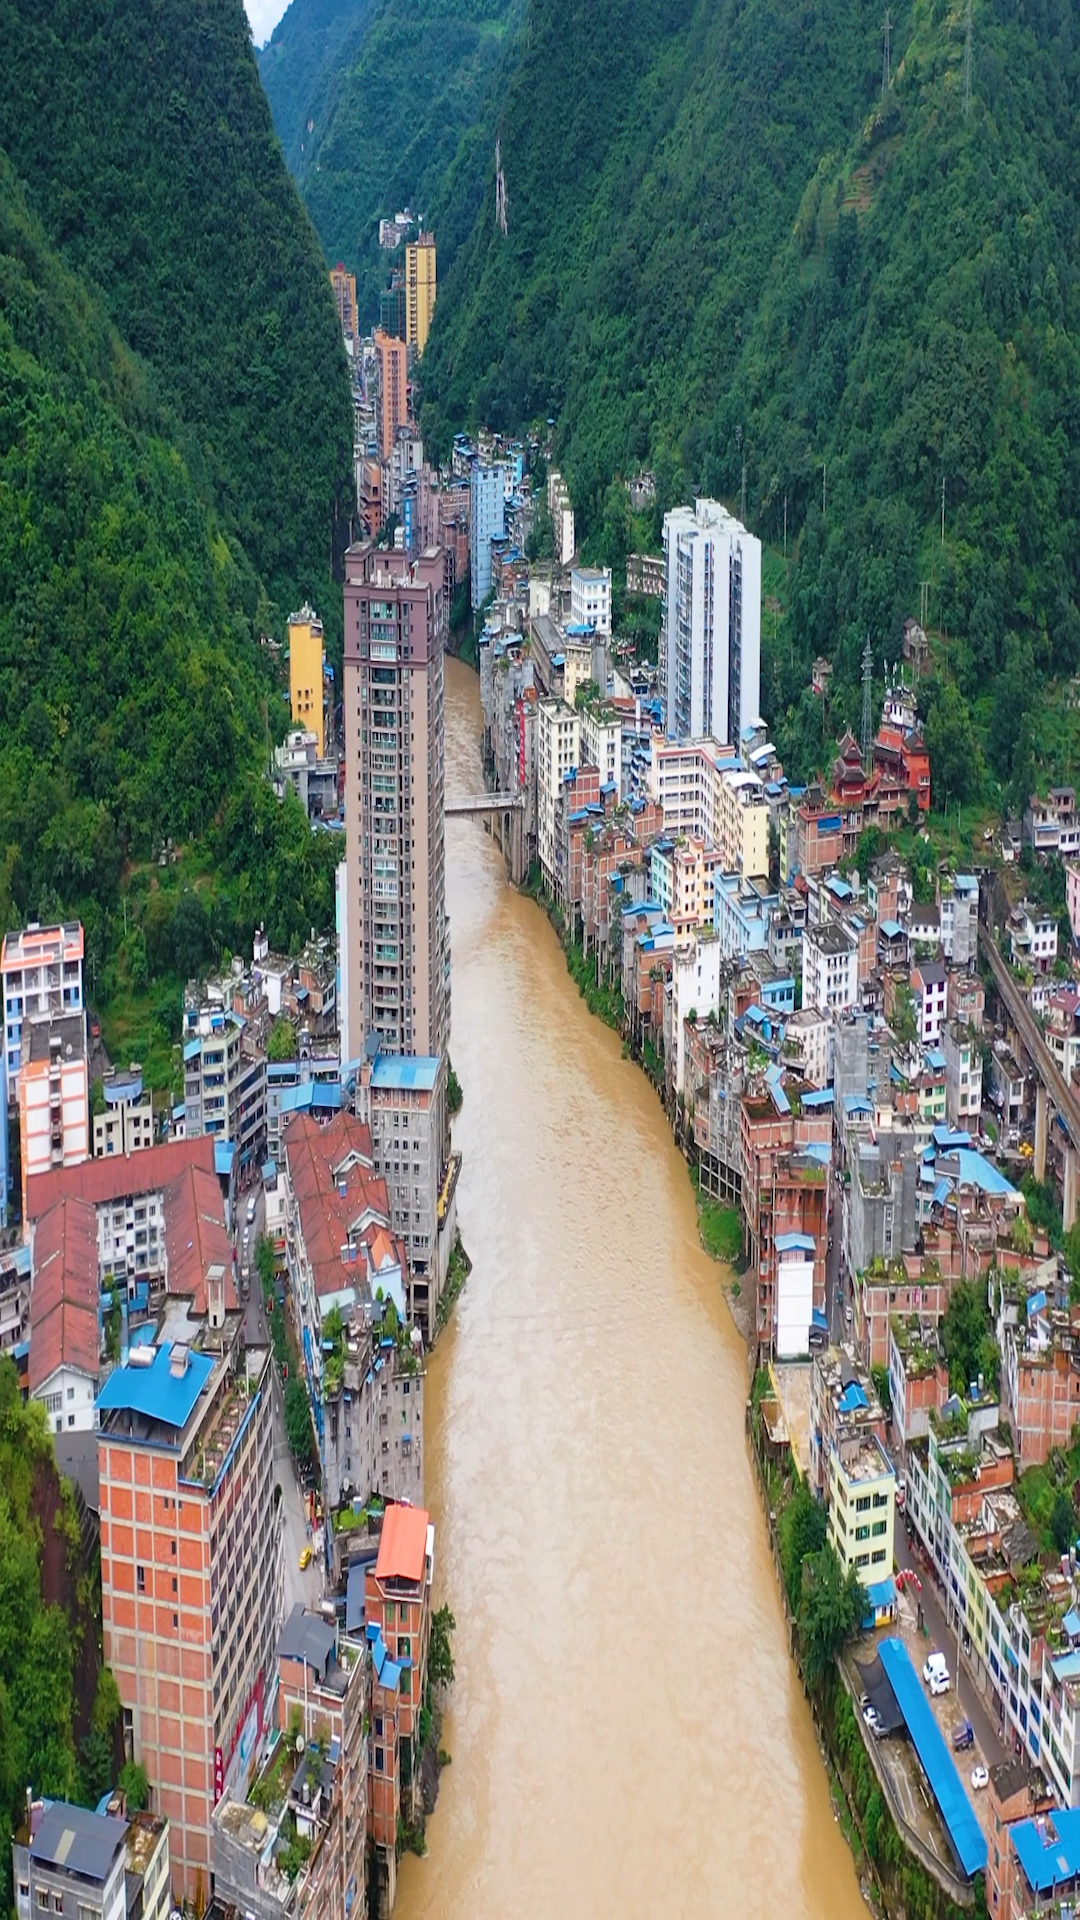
[98,1329,280,1901]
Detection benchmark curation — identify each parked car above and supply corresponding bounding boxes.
[929,1674,951,1696]
[862,1705,884,1737]
[247,1195,257,1225]
[298,1545,313,1570]
[971,1765,989,1791]
[952,1720,974,1752]
[923,1652,948,1685]
[895,1477,907,1512]
[242,1226,250,1248]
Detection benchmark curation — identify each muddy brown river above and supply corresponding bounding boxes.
[394,656,866,1919]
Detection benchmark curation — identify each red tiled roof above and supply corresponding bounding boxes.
[163,1163,235,1314]
[26,1138,217,1221]
[283,1109,403,1300]
[375,1503,429,1584]
[29,1196,99,1391]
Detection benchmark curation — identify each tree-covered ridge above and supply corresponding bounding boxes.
[259,0,382,174]
[423,0,1080,787]
[260,0,525,323]
[0,152,277,935]
[0,0,353,631]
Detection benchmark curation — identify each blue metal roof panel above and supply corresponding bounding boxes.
[96,1342,214,1431]
[802,1088,834,1108]
[876,1639,987,1878]
[776,1232,816,1254]
[1010,1807,1080,1894]
[369,1056,440,1091]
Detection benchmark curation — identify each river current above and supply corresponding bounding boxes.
[394,656,866,1920]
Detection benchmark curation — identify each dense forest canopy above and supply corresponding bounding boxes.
[0,0,353,638]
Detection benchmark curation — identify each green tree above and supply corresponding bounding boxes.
[118,1761,150,1813]
[446,1062,463,1116]
[941,1279,999,1397]
[871,1363,891,1419]
[797,1545,863,1690]
[1050,1490,1076,1556]
[778,1480,828,1611]
[428,1605,456,1691]
[925,683,980,806]
[284,1376,313,1467]
[268,1017,296,1063]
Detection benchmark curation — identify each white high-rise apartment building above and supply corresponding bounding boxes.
[470,461,507,609]
[661,499,761,745]
[570,565,612,638]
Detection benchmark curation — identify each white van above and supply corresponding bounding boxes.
[923,1652,950,1694]
[246,1195,257,1226]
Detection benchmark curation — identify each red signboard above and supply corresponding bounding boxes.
[214,1746,224,1803]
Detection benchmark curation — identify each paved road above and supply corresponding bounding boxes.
[980,923,1080,1145]
[893,1526,1008,1766]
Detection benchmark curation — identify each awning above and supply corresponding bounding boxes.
[854,1651,905,1734]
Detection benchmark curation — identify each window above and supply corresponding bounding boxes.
[36,1895,49,1912]
[137,1566,146,1593]
[54,1899,63,1914]
[375,1746,384,1773]
[871,1520,887,1537]
[67,1387,74,1401]
[855,1495,870,1513]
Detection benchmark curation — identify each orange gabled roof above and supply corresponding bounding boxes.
[375,1502,429,1584]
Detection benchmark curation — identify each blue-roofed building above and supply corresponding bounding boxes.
[1009,1807,1080,1908]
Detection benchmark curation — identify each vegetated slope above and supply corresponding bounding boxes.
[259,0,381,174]
[0,151,270,936]
[261,0,525,323]
[0,0,353,624]
[425,0,1080,795]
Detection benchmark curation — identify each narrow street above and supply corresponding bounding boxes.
[893,1526,1009,1767]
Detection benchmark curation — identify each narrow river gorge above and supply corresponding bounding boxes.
[394,656,867,1919]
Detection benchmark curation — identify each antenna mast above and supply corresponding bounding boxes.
[861,635,874,771]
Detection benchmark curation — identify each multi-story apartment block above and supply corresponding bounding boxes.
[363,1047,449,1339]
[802,921,859,1016]
[18,1012,89,1221]
[97,1322,281,1899]
[365,1505,434,1917]
[405,232,436,354]
[374,330,407,461]
[713,872,777,961]
[808,1348,887,1495]
[580,702,622,794]
[911,958,949,1045]
[887,1315,948,1449]
[183,1004,266,1164]
[943,1018,983,1128]
[1009,902,1059,973]
[1024,786,1080,860]
[668,931,726,1099]
[94,1067,155,1157]
[660,499,761,743]
[214,1606,368,1920]
[570,565,612,637]
[14,1802,171,1920]
[715,766,769,878]
[288,604,326,756]
[938,872,979,967]
[2,920,84,1100]
[343,542,449,1086]
[329,262,358,347]
[783,1007,829,1088]
[827,1431,895,1585]
[740,1075,831,1358]
[537,698,582,895]
[469,461,507,609]
[625,552,664,597]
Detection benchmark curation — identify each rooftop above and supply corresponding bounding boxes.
[1011,1807,1080,1895]
[29,1802,127,1882]
[96,1339,215,1434]
[369,1055,440,1092]
[375,1503,430,1585]
[26,1137,217,1222]
[277,1602,336,1679]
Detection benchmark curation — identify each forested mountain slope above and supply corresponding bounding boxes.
[0,151,271,931]
[259,0,524,322]
[259,0,381,174]
[0,0,352,621]
[424,0,1080,792]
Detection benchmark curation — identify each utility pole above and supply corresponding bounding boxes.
[861,634,873,771]
[962,0,972,116]
[882,7,892,93]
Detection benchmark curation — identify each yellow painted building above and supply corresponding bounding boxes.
[288,604,325,755]
[828,1430,895,1585]
[405,233,437,355]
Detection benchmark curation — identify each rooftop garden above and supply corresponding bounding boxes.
[1016,1436,1080,1554]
